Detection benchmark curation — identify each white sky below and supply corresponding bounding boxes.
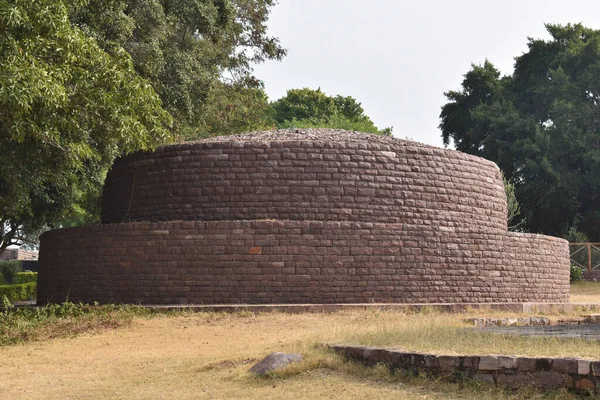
[253,0,600,147]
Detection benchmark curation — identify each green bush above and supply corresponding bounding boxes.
[0,282,36,302]
[0,261,22,284]
[571,264,584,282]
[13,272,37,284]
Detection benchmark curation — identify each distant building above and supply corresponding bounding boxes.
[0,248,39,261]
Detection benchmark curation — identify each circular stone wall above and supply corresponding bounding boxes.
[37,129,570,305]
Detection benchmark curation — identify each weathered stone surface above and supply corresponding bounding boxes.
[438,356,457,371]
[474,372,495,384]
[37,129,570,305]
[390,351,412,369]
[529,317,550,326]
[330,345,599,393]
[425,355,439,369]
[494,371,519,387]
[535,358,552,371]
[340,345,369,361]
[249,352,303,375]
[578,360,591,375]
[517,357,537,372]
[498,356,517,369]
[591,361,600,376]
[529,371,567,389]
[366,348,391,365]
[461,356,479,372]
[479,356,501,371]
[468,317,551,327]
[551,358,578,374]
[575,377,596,390]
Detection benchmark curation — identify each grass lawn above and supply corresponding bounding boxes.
[0,307,598,400]
[570,281,600,303]
[1,283,600,399]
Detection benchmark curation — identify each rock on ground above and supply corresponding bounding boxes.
[249,352,303,375]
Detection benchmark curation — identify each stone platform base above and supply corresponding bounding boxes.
[140,302,600,314]
[7,302,600,314]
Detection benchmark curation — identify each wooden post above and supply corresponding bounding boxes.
[588,243,592,271]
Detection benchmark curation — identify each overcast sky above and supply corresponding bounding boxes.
[253,0,600,147]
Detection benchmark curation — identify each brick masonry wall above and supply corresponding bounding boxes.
[38,130,570,305]
[37,220,569,305]
[101,136,508,229]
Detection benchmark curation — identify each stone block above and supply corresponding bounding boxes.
[578,359,591,375]
[438,356,456,371]
[551,358,578,374]
[479,356,501,371]
[474,372,495,384]
[590,362,600,376]
[498,356,517,370]
[529,371,567,390]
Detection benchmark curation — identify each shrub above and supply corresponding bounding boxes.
[570,264,584,282]
[0,261,22,284]
[13,272,37,284]
[0,302,153,346]
[0,282,36,302]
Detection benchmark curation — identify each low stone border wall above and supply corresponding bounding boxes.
[329,345,599,391]
[467,314,600,327]
[467,317,550,327]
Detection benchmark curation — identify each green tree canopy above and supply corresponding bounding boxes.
[440,23,600,240]
[0,0,171,251]
[192,78,274,139]
[271,88,392,135]
[71,0,286,135]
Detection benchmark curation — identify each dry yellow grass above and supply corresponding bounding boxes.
[571,282,600,303]
[0,310,595,400]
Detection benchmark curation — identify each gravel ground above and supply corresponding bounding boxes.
[185,128,436,148]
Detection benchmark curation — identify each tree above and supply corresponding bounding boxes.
[502,172,523,231]
[271,88,392,135]
[71,0,286,135]
[440,24,600,241]
[0,0,171,252]
[191,77,275,139]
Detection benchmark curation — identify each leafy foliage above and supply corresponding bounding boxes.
[570,264,584,282]
[0,282,35,302]
[440,24,600,240]
[189,78,275,139]
[0,301,152,346]
[271,88,392,135]
[72,0,286,132]
[501,172,523,230]
[1,0,286,250]
[12,272,37,285]
[0,0,172,251]
[0,261,21,284]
